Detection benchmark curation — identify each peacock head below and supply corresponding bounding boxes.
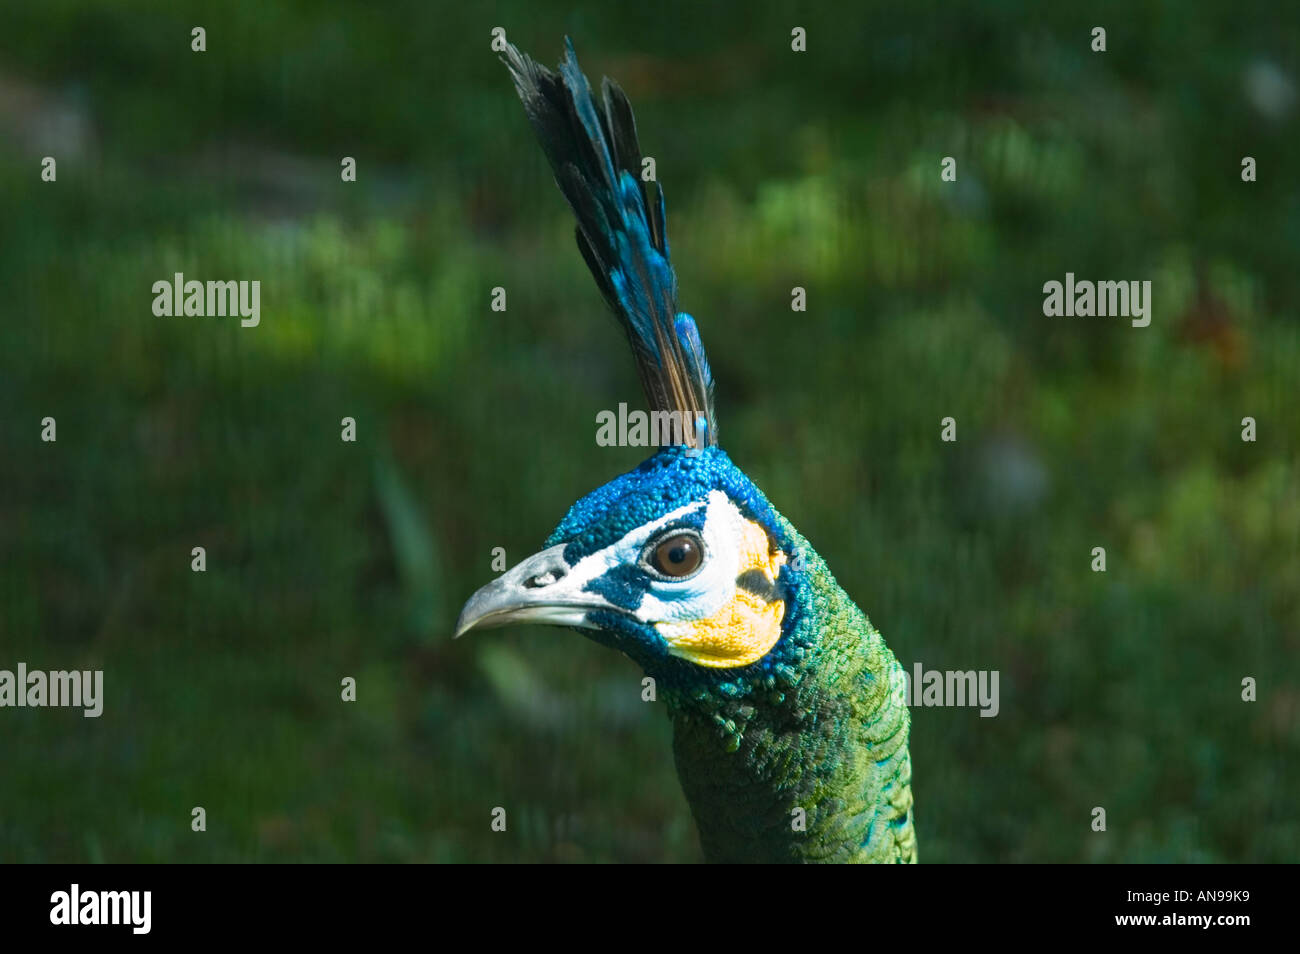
[455,446,802,674]
[462,43,808,678]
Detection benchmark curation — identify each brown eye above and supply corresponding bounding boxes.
[650,533,703,578]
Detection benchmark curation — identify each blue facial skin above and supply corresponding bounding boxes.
[542,446,814,688]
[580,508,708,611]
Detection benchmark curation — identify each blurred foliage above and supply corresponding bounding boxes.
[0,0,1296,862]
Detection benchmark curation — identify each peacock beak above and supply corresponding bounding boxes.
[454,543,623,638]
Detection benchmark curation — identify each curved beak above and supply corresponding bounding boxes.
[454,543,623,638]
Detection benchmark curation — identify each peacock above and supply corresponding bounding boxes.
[456,39,916,864]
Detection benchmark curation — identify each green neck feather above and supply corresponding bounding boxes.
[661,525,916,863]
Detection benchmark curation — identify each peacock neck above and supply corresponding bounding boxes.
[657,528,915,863]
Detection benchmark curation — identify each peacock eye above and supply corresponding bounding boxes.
[648,532,704,578]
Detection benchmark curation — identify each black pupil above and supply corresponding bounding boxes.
[655,536,699,576]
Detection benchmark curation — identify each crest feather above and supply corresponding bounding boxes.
[503,38,718,447]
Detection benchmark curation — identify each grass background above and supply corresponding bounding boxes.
[0,0,1296,862]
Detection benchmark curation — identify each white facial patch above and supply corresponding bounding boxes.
[558,490,751,625]
[636,491,750,623]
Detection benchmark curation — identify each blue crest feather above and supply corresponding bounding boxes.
[503,38,718,446]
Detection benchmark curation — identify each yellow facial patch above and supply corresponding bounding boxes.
[657,518,787,668]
